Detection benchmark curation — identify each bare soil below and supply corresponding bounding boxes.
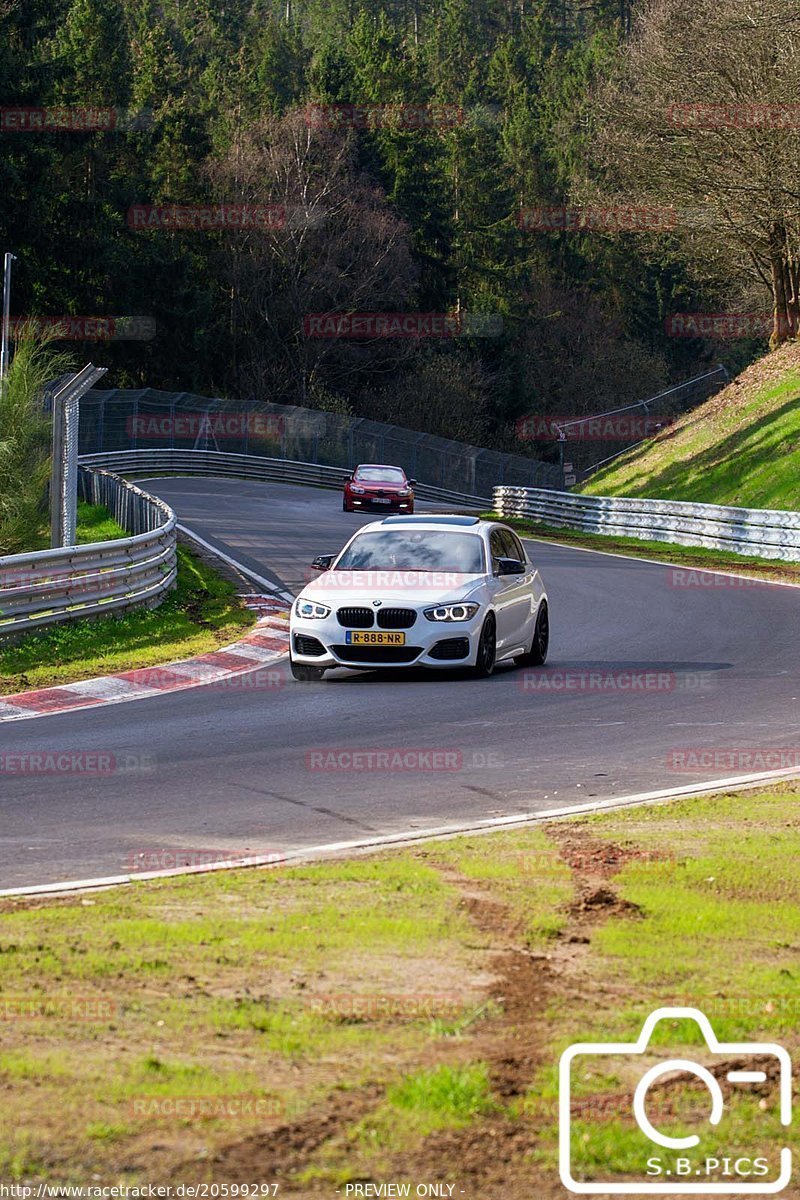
[174,823,655,1198]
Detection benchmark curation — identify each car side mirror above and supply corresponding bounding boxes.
[311,554,335,571]
[496,557,525,576]
[408,478,417,486]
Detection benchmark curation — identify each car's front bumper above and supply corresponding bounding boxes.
[290,612,482,670]
[347,495,413,511]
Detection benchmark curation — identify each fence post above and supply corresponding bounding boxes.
[50,365,107,548]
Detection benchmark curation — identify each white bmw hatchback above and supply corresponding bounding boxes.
[289,515,549,681]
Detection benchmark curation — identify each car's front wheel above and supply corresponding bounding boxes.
[471,614,496,678]
[514,601,549,667]
[290,658,326,682]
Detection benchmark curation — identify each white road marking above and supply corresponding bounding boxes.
[3,764,799,898]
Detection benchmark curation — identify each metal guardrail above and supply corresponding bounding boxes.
[493,487,800,563]
[78,449,493,508]
[0,468,177,638]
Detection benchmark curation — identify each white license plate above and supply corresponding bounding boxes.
[372,498,391,504]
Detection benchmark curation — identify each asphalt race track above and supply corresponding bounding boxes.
[1,477,799,889]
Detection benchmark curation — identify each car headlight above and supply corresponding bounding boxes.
[397,488,411,497]
[295,599,331,619]
[424,603,480,622]
[350,485,365,494]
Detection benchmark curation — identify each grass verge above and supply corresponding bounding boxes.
[484,511,800,584]
[0,503,256,695]
[580,342,800,508]
[0,787,797,1190]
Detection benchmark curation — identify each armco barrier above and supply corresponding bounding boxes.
[78,449,493,508]
[0,468,177,638]
[493,486,800,563]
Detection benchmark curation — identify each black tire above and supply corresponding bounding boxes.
[471,614,497,678]
[515,601,549,667]
[342,498,350,511]
[290,658,326,682]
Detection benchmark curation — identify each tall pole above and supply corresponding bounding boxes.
[49,363,108,548]
[0,252,17,385]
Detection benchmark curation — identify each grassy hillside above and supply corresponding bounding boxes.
[582,343,800,510]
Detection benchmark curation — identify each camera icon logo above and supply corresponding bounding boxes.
[559,1006,792,1194]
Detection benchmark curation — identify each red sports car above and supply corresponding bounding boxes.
[342,464,415,513]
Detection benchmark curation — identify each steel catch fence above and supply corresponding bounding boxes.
[79,388,563,495]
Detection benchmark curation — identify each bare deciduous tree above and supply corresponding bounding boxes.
[210,109,418,403]
[583,0,800,344]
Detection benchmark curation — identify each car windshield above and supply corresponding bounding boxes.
[335,530,485,573]
[355,467,406,483]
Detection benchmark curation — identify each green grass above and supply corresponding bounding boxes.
[526,787,800,1187]
[73,500,129,546]
[0,857,491,1182]
[0,338,74,556]
[424,827,574,946]
[347,1062,497,1153]
[387,1061,496,1124]
[1,786,798,1187]
[0,502,255,694]
[581,349,800,509]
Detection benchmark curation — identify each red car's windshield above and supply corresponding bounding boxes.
[335,530,484,573]
[354,467,406,483]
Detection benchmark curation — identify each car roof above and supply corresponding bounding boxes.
[354,463,406,470]
[356,514,495,533]
[381,514,480,527]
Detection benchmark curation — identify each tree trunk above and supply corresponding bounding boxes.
[769,221,792,347]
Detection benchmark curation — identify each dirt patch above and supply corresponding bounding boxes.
[174,1085,384,1185]
[170,829,652,1197]
[568,884,642,919]
[547,825,666,922]
[652,1054,781,1103]
[548,826,669,879]
[432,865,556,1096]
